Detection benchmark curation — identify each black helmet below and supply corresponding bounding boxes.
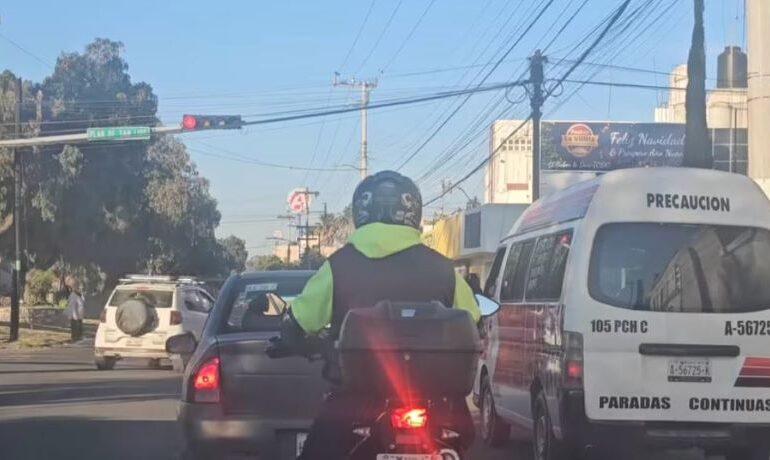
[352,171,422,229]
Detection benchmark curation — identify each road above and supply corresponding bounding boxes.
[0,346,704,460]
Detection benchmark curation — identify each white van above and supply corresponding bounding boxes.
[475,168,770,460]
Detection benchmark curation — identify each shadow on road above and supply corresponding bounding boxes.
[0,417,182,460]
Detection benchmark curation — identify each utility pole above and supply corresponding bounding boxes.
[296,188,319,269]
[10,77,22,342]
[528,50,546,202]
[334,74,377,179]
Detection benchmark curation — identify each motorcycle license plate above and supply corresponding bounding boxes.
[376,455,439,460]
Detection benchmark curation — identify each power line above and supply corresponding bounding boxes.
[380,0,436,72]
[0,32,53,69]
[395,0,557,171]
[354,0,404,75]
[425,0,632,206]
[338,0,377,71]
[239,79,530,128]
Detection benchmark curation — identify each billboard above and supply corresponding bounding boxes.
[540,122,685,171]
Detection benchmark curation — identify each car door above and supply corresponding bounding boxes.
[180,290,208,339]
[493,239,535,425]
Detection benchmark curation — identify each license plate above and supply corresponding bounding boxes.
[126,338,143,347]
[668,358,712,382]
[376,455,439,460]
[295,433,307,456]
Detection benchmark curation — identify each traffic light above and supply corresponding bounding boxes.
[181,114,243,131]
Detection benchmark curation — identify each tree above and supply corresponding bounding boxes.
[316,205,353,247]
[218,235,248,273]
[247,254,288,271]
[0,38,238,285]
[683,0,713,168]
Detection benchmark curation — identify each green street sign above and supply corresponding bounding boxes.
[87,126,151,141]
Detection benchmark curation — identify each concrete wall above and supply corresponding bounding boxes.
[748,0,770,194]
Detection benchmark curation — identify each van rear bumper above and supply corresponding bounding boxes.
[560,390,770,450]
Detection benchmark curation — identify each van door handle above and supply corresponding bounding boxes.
[638,343,740,357]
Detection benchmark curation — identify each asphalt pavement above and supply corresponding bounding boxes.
[0,345,704,460]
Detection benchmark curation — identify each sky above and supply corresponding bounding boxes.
[0,0,746,256]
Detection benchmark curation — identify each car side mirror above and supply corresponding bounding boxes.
[166,332,197,354]
[476,294,500,318]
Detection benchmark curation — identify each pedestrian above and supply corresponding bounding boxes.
[465,272,483,296]
[65,277,85,342]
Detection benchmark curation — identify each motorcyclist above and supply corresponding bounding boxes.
[283,170,481,459]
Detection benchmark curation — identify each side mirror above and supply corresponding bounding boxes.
[166,332,197,354]
[475,294,500,318]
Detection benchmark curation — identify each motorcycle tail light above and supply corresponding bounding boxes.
[390,407,428,429]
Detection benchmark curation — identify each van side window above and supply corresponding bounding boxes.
[526,230,573,301]
[510,240,535,301]
[500,244,524,302]
[484,247,507,298]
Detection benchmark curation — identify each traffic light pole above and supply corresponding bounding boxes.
[0,125,184,149]
[9,77,22,342]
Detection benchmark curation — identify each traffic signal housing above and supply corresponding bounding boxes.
[181,114,243,131]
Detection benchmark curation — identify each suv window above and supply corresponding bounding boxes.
[183,290,211,313]
[590,223,770,313]
[110,288,174,309]
[526,231,572,302]
[484,247,507,298]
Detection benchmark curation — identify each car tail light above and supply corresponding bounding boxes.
[564,331,584,388]
[170,311,183,326]
[192,357,220,403]
[99,310,107,323]
[390,407,428,429]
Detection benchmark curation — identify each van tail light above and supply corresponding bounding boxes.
[192,357,220,403]
[99,310,107,323]
[564,331,584,388]
[170,311,183,326]
[391,407,428,429]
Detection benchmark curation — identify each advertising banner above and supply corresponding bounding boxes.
[541,122,685,171]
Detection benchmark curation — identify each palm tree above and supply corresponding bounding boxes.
[683,0,713,168]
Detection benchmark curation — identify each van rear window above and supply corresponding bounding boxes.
[589,223,770,313]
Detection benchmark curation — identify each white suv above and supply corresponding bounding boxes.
[94,275,214,371]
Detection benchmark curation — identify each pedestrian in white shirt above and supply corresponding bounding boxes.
[65,278,85,342]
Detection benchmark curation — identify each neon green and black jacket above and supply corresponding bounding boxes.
[291,223,480,334]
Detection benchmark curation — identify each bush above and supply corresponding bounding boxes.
[25,269,57,306]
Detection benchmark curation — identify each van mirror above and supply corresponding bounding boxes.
[166,332,197,354]
[475,294,500,318]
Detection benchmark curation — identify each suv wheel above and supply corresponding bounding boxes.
[95,356,117,370]
[532,392,568,460]
[480,374,509,447]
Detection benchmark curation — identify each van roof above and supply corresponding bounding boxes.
[507,167,770,237]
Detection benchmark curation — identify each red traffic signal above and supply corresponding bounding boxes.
[181,114,242,131]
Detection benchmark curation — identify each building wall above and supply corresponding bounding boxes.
[748,0,770,194]
[486,120,533,204]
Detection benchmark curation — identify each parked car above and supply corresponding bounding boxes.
[94,275,214,370]
[169,270,325,460]
[476,168,770,460]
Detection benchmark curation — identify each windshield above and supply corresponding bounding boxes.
[109,288,174,309]
[589,223,770,313]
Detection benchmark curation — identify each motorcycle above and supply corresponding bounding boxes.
[267,295,500,460]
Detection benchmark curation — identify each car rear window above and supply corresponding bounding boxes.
[224,275,312,332]
[589,223,770,313]
[109,288,174,309]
